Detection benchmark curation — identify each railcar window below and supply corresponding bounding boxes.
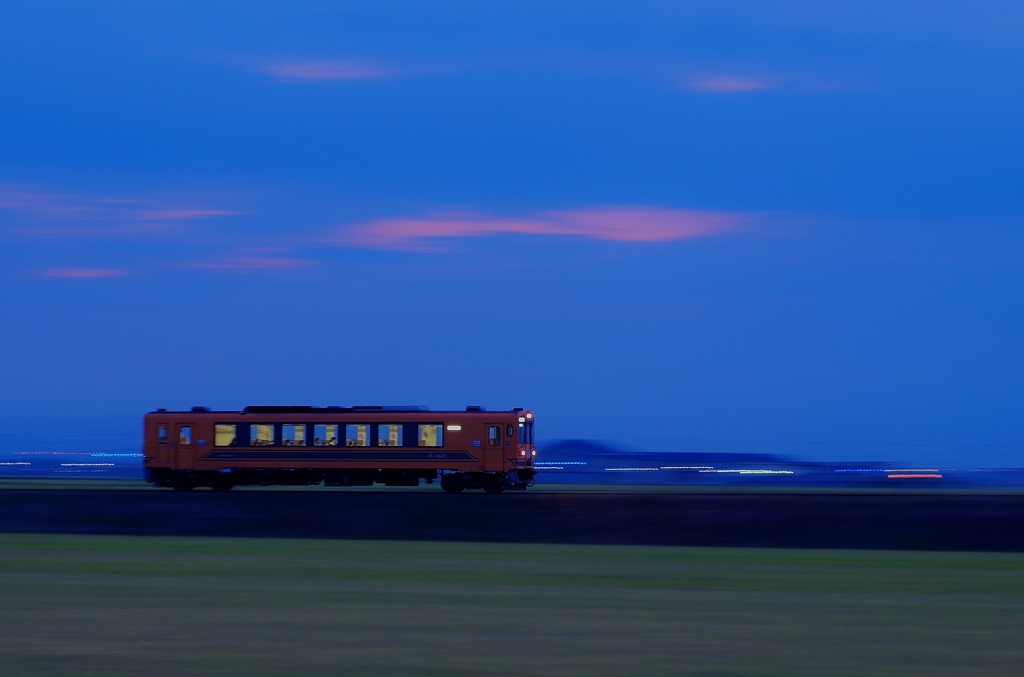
[179,426,192,445]
[506,424,514,437]
[346,424,369,447]
[488,426,500,446]
[378,424,403,447]
[282,424,306,447]
[314,424,339,446]
[518,422,534,444]
[214,424,236,447]
[250,424,275,446]
[158,426,168,444]
[418,424,443,447]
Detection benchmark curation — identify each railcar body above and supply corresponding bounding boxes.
[143,405,536,493]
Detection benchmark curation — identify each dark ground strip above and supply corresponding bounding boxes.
[0,489,1022,551]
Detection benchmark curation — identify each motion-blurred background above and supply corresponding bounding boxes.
[3,2,1024,472]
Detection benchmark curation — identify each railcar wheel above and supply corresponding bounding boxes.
[172,482,194,492]
[483,483,504,494]
[440,475,464,493]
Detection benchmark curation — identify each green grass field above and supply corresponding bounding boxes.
[1,535,1022,676]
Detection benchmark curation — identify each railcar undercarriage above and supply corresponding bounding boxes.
[145,467,534,492]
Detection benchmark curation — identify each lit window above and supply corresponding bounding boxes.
[214,424,236,447]
[158,426,168,444]
[378,424,403,447]
[282,424,306,447]
[314,424,339,447]
[488,426,500,446]
[179,426,192,445]
[346,424,369,447]
[418,424,443,447]
[250,424,275,447]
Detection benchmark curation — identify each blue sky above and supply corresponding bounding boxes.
[2,1,1024,465]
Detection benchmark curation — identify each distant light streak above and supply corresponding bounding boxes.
[534,461,585,466]
[834,468,888,473]
[888,474,943,479]
[60,463,115,467]
[605,467,659,471]
[699,469,795,475]
[660,466,714,470]
[0,462,30,466]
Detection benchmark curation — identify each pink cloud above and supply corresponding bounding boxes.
[262,60,395,81]
[37,267,132,279]
[0,184,100,216]
[684,76,778,93]
[0,182,244,237]
[183,248,313,271]
[332,206,744,250]
[134,209,246,221]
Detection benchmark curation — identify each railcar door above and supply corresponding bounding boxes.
[174,423,194,469]
[483,422,505,471]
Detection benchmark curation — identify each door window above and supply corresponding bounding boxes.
[179,426,192,445]
[488,426,500,446]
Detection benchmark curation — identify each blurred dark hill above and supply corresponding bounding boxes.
[540,439,789,465]
[533,440,1024,488]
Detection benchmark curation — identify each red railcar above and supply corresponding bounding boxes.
[143,405,536,493]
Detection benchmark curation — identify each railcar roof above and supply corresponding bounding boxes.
[148,406,528,415]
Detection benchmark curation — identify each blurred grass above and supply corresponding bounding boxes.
[1,535,1022,676]
[3,477,1024,494]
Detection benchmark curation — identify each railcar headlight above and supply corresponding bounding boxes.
[520,450,526,456]
[532,450,536,456]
